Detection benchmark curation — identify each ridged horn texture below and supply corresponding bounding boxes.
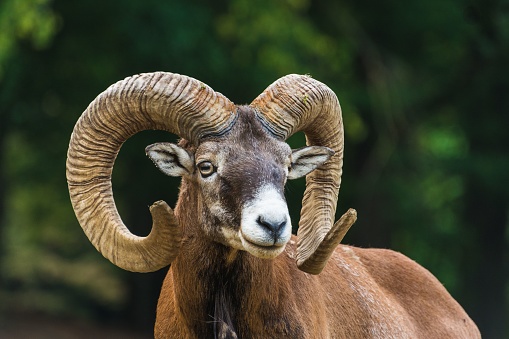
[250,74,356,275]
[66,72,236,272]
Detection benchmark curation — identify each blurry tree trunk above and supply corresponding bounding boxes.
[465,180,508,337]
[0,120,6,273]
[458,4,509,335]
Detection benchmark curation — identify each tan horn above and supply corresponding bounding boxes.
[250,74,356,274]
[66,72,236,272]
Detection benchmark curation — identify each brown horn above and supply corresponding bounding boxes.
[66,72,236,272]
[250,74,356,274]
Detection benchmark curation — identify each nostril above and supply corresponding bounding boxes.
[256,216,270,230]
[275,220,287,234]
[257,216,287,237]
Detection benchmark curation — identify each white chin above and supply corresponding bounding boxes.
[221,227,287,259]
[239,234,287,259]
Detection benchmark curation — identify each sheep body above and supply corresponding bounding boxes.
[65,72,480,338]
[152,113,480,337]
[155,230,479,338]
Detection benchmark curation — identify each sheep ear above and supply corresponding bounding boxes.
[146,143,194,177]
[288,146,335,180]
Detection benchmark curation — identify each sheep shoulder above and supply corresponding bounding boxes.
[320,245,481,338]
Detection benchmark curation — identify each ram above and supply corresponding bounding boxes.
[66,72,480,338]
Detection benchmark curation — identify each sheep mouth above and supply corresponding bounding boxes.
[239,232,287,259]
[240,228,286,247]
[245,237,284,249]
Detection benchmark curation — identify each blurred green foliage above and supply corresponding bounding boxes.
[0,0,58,78]
[0,0,508,337]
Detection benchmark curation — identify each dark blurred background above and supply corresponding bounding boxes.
[0,0,508,338]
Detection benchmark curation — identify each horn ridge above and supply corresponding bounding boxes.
[66,72,235,272]
[250,74,351,274]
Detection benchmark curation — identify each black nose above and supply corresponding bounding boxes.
[257,215,287,240]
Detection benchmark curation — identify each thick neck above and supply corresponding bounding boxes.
[171,179,280,338]
[172,240,276,337]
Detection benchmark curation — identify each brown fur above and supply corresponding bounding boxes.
[154,177,480,338]
[153,109,479,338]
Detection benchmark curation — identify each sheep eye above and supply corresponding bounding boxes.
[198,161,215,178]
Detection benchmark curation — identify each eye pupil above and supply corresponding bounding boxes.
[198,161,215,177]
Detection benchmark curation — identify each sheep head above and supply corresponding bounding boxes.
[66,72,356,274]
[146,107,334,260]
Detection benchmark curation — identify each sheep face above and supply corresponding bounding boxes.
[146,108,333,259]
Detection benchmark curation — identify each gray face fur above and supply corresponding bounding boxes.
[146,107,333,259]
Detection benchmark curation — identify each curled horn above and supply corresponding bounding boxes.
[250,74,357,274]
[66,72,236,272]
